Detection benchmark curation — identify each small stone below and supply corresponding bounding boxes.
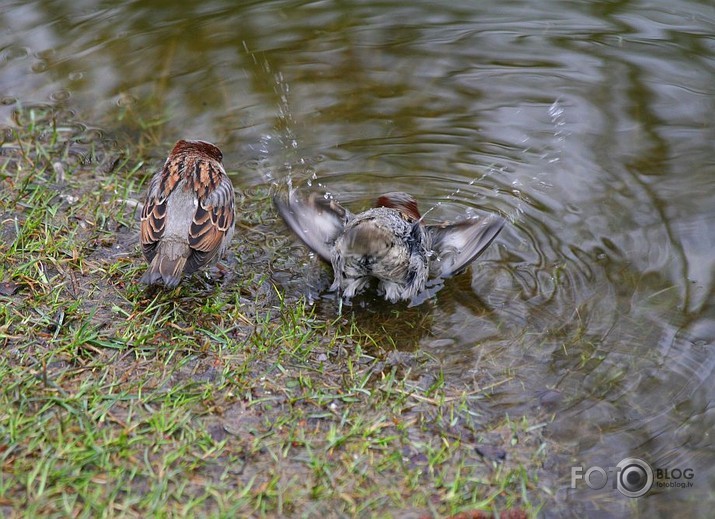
[475,444,507,462]
[0,281,19,296]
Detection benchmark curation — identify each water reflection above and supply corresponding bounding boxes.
[2,0,714,516]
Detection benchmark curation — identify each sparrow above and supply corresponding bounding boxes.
[274,190,504,303]
[140,139,235,287]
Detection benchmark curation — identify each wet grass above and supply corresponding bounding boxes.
[0,105,547,517]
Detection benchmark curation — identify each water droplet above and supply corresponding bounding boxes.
[4,46,29,61]
[31,60,48,73]
[116,93,137,107]
[243,159,260,170]
[565,203,581,214]
[76,128,104,144]
[50,89,70,102]
[548,99,564,119]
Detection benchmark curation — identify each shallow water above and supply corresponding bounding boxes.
[2,0,714,515]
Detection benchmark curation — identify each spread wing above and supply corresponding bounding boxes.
[185,176,235,273]
[139,173,165,262]
[426,213,505,279]
[273,189,349,262]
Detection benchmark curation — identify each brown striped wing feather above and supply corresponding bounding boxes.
[185,175,235,274]
[139,173,166,263]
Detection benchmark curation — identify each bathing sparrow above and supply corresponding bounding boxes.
[274,190,504,303]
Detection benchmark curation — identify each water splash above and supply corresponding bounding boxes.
[419,167,499,223]
[243,41,314,188]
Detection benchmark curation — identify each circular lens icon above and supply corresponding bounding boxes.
[616,458,653,498]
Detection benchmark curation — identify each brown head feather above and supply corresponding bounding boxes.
[170,139,223,162]
[375,192,421,221]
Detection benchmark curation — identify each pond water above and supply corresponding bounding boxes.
[2,0,714,516]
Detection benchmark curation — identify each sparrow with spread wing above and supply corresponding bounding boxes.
[274,190,504,303]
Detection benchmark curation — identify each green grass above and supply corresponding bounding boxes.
[0,105,546,517]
